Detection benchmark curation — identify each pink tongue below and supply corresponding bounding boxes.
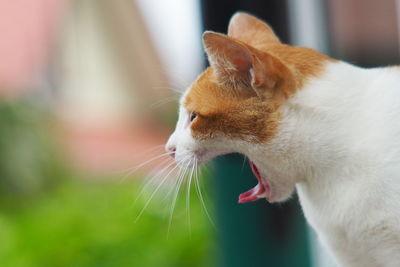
[238,161,267,203]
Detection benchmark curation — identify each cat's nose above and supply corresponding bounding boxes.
[165,145,176,159]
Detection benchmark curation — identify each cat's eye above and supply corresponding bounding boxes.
[189,112,197,122]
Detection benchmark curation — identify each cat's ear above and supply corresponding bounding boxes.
[228,12,281,46]
[203,31,294,99]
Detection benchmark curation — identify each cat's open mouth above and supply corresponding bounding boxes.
[238,161,271,203]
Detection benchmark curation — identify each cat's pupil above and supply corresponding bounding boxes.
[190,112,197,122]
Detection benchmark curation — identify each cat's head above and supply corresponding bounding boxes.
[166,12,331,203]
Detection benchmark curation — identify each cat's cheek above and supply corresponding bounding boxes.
[175,134,227,166]
[172,130,199,165]
[194,148,230,165]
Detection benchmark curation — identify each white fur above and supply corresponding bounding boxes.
[277,62,400,266]
[167,61,400,266]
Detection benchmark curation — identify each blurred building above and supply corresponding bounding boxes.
[54,0,204,173]
[329,0,400,66]
[0,0,68,97]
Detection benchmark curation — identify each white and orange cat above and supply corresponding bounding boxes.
[166,12,400,267]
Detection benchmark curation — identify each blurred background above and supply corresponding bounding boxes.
[0,0,399,266]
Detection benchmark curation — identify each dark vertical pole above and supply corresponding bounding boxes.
[200,1,311,267]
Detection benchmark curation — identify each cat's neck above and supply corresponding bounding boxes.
[265,61,390,185]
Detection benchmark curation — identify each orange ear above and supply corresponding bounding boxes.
[202,31,294,99]
[228,12,280,48]
[203,31,252,72]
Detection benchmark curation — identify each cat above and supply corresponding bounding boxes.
[165,12,400,267]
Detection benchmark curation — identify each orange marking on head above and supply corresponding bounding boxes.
[184,68,281,143]
[184,13,335,144]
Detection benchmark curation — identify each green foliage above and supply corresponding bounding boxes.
[0,179,215,267]
[0,100,215,267]
[0,100,67,201]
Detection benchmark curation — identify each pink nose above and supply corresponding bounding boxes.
[166,145,176,159]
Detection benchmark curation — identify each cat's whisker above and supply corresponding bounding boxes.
[200,165,215,207]
[123,151,174,178]
[161,155,191,202]
[149,96,179,109]
[200,163,213,176]
[133,158,177,207]
[115,144,166,175]
[186,158,196,237]
[195,162,215,227]
[162,166,184,203]
[153,77,187,93]
[152,78,184,87]
[143,156,177,183]
[167,158,190,213]
[119,152,174,186]
[167,158,192,236]
[240,155,248,174]
[151,85,184,94]
[160,157,186,210]
[138,144,166,154]
[134,162,181,223]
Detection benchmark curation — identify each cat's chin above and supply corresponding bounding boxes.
[267,181,296,203]
[178,150,295,203]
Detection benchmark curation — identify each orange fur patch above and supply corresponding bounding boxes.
[266,44,335,89]
[185,68,280,143]
[185,14,335,143]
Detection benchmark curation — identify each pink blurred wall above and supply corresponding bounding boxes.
[0,0,68,96]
